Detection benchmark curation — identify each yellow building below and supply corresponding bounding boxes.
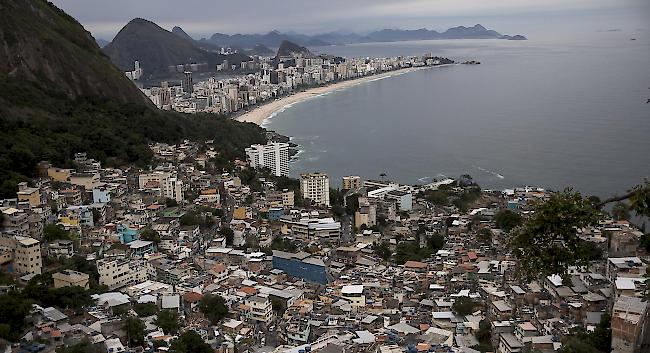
[69,172,101,190]
[342,176,361,190]
[16,182,41,207]
[2,236,43,275]
[47,167,72,182]
[233,207,247,220]
[53,270,89,289]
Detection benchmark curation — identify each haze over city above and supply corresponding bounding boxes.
[53,0,650,40]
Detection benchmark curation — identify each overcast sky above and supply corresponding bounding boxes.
[52,0,650,40]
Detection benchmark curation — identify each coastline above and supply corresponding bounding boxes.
[235,65,440,126]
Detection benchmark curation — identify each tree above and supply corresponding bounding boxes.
[373,241,392,261]
[270,297,285,315]
[493,210,522,231]
[220,227,234,246]
[170,331,213,353]
[43,224,73,242]
[611,201,630,221]
[155,310,180,335]
[165,198,178,207]
[133,302,158,317]
[198,294,228,325]
[123,316,145,347]
[140,227,161,244]
[56,339,100,353]
[0,292,32,341]
[472,319,493,353]
[510,181,650,279]
[477,228,492,243]
[452,296,476,316]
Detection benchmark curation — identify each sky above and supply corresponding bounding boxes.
[52,0,650,41]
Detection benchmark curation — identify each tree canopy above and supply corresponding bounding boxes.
[155,310,180,334]
[198,294,228,325]
[170,331,213,353]
[510,181,650,279]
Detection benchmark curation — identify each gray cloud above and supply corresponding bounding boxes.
[51,0,650,40]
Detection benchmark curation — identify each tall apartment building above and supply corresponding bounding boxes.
[97,257,148,290]
[300,173,330,207]
[138,171,184,202]
[0,235,42,275]
[245,142,290,177]
[182,71,193,94]
[342,176,361,190]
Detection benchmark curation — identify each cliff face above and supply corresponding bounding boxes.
[0,0,150,106]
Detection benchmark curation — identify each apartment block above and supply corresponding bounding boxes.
[245,142,290,177]
[300,173,330,207]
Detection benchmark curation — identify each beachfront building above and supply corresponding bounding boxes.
[245,142,290,177]
[300,172,330,207]
[342,176,361,190]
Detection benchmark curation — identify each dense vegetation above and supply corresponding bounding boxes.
[422,177,481,212]
[558,314,611,353]
[0,0,267,198]
[510,182,650,278]
[0,78,266,198]
[198,294,229,325]
[452,296,476,316]
[170,331,214,353]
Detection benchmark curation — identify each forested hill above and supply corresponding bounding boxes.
[0,0,266,198]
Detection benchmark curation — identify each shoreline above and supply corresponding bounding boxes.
[235,65,447,126]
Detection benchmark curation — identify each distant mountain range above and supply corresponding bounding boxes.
[101,20,525,78]
[197,24,526,48]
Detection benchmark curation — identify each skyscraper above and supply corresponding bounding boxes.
[245,142,290,177]
[182,71,193,94]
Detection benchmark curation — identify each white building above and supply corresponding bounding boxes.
[300,173,330,207]
[245,295,274,325]
[245,142,290,177]
[341,285,365,307]
[138,171,184,203]
[97,258,148,290]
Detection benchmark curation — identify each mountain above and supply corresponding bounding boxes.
[103,19,214,76]
[171,25,194,42]
[103,19,251,78]
[95,38,110,47]
[499,34,527,40]
[172,25,220,52]
[0,0,266,198]
[311,31,363,45]
[361,24,526,42]
[206,30,331,49]
[0,2,149,106]
[205,25,525,48]
[276,40,313,58]
[247,44,274,56]
[440,24,501,39]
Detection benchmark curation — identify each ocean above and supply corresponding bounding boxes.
[263,34,650,197]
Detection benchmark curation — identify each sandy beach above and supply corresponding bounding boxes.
[235,66,430,126]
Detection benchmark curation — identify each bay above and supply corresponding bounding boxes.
[264,35,650,197]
